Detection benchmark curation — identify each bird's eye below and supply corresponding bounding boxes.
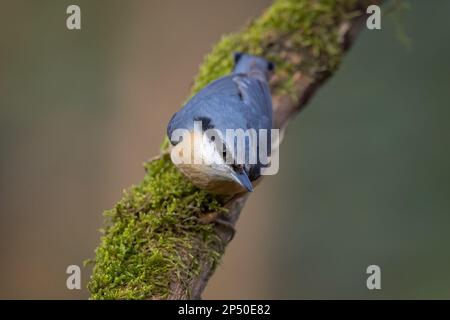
[222,144,228,161]
[267,61,275,72]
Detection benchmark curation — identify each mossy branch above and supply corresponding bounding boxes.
[88,0,381,300]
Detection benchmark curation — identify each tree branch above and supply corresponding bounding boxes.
[88,0,382,300]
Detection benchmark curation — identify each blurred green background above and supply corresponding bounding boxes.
[1,0,449,299]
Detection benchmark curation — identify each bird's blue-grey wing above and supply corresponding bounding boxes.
[167,75,272,142]
[231,75,272,130]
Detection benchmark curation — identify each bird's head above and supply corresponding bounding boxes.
[169,128,254,195]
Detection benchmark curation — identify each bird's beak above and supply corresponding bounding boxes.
[230,170,253,192]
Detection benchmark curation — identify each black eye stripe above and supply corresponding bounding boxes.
[222,143,236,163]
[193,116,214,130]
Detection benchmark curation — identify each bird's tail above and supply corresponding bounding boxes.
[232,53,274,81]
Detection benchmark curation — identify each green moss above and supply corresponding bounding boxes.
[88,155,223,299]
[89,0,365,299]
[191,0,359,98]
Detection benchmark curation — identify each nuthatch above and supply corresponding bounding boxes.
[167,53,274,195]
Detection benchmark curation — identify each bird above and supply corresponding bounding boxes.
[167,53,274,195]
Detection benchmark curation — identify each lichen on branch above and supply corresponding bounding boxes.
[88,0,376,300]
